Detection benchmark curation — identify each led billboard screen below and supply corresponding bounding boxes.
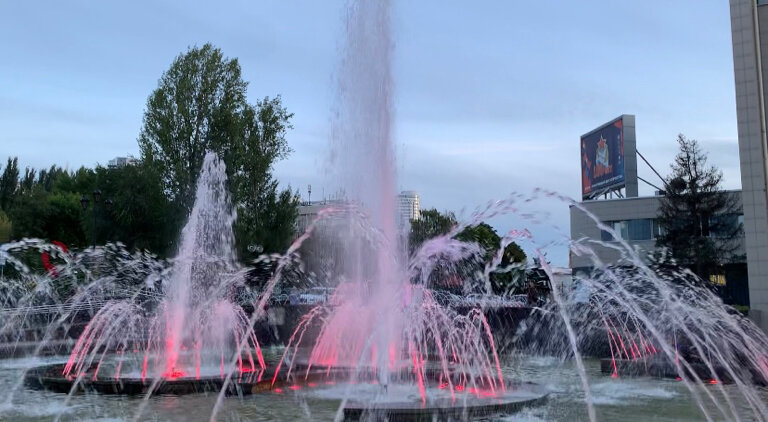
[581,116,625,199]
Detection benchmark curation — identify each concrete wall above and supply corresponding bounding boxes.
[570,196,661,269]
[570,193,745,272]
[731,0,768,330]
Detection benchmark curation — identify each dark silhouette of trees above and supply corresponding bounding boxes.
[656,134,742,281]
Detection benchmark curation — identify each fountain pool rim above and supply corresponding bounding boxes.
[24,362,549,418]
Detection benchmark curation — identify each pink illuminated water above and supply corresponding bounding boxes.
[269,0,508,407]
[6,0,768,421]
[63,153,265,382]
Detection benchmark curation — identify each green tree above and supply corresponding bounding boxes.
[656,134,742,281]
[456,222,501,256]
[0,211,11,242]
[457,223,527,294]
[7,167,89,247]
[2,158,181,253]
[408,208,457,253]
[496,241,528,294]
[90,163,181,254]
[229,97,299,258]
[44,191,88,246]
[408,209,527,294]
[138,43,298,258]
[0,157,19,212]
[19,167,36,194]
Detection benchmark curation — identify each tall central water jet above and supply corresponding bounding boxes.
[328,0,400,385]
[277,3,511,410]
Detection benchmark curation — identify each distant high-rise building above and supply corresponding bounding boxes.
[108,155,138,168]
[397,191,420,228]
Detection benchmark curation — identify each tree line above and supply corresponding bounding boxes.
[0,44,299,261]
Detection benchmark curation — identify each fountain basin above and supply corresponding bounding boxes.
[24,363,273,395]
[25,362,549,420]
[341,381,549,421]
[600,358,735,384]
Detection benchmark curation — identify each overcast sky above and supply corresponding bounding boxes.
[0,1,739,265]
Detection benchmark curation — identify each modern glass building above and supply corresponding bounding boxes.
[397,191,420,229]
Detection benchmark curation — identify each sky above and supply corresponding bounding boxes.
[0,1,739,265]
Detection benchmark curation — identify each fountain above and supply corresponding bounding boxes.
[22,153,268,396]
[5,0,768,421]
[16,1,549,419]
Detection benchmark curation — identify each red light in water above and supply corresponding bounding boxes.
[274,388,283,393]
[676,377,682,381]
[162,369,186,380]
[455,385,465,392]
[709,379,718,385]
[308,383,317,387]
[289,385,302,390]
[611,372,618,379]
[438,382,448,390]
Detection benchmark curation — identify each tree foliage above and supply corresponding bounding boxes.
[458,222,527,294]
[408,208,457,253]
[408,208,527,294]
[0,211,11,243]
[7,164,89,247]
[656,134,742,280]
[138,43,299,257]
[0,157,19,212]
[0,159,179,253]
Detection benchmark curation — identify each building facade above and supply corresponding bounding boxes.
[570,193,748,306]
[397,191,420,229]
[107,156,138,168]
[730,0,768,329]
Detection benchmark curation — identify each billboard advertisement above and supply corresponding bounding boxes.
[581,116,625,199]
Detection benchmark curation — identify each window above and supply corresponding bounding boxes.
[601,221,628,241]
[600,219,656,241]
[709,274,726,286]
[628,219,652,241]
[601,215,741,242]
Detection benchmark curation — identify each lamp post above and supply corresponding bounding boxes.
[81,190,113,249]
